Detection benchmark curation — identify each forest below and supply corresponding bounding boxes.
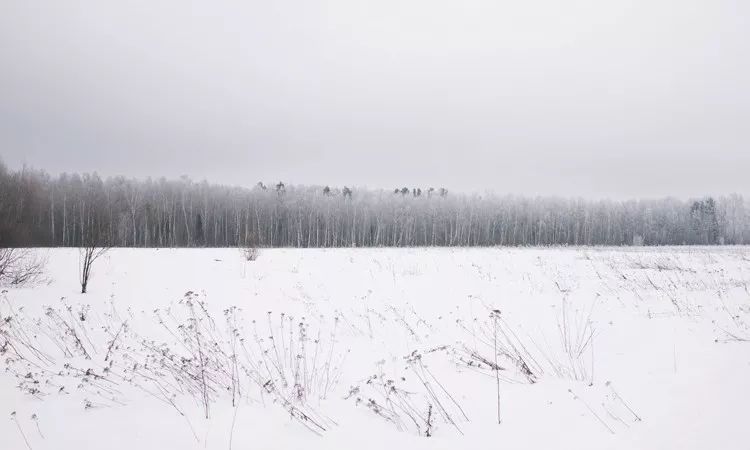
[1,161,748,248]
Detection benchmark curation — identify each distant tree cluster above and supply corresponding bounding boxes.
[1,162,748,248]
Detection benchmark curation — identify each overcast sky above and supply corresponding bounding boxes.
[1,1,748,198]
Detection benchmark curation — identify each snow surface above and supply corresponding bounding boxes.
[2,247,749,449]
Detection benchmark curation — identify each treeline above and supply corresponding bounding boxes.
[1,162,748,248]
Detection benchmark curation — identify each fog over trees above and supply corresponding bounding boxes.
[1,162,748,248]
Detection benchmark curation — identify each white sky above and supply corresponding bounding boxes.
[1,0,748,198]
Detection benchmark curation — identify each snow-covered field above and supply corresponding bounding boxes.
[2,247,749,450]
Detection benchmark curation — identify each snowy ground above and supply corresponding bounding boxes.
[2,247,749,449]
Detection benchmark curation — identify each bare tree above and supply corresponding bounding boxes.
[1,162,750,248]
[79,245,109,294]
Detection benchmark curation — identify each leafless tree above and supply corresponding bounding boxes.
[79,245,109,294]
[1,159,749,248]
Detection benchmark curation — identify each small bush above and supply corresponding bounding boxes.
[241,247,259,261]
[0,248,47,287]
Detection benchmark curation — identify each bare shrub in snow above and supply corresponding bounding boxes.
[538,299,597,384]
[79,245,109,294]
[455,301,596,385]
[454,312,542,384]
[0,248,47,287]
[349,350,467,437]
[146,295,346,432]
[153,303,346,433]
[241,246,259,261]
[1,291,348,436]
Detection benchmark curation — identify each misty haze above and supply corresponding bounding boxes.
[1,1,749,450]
